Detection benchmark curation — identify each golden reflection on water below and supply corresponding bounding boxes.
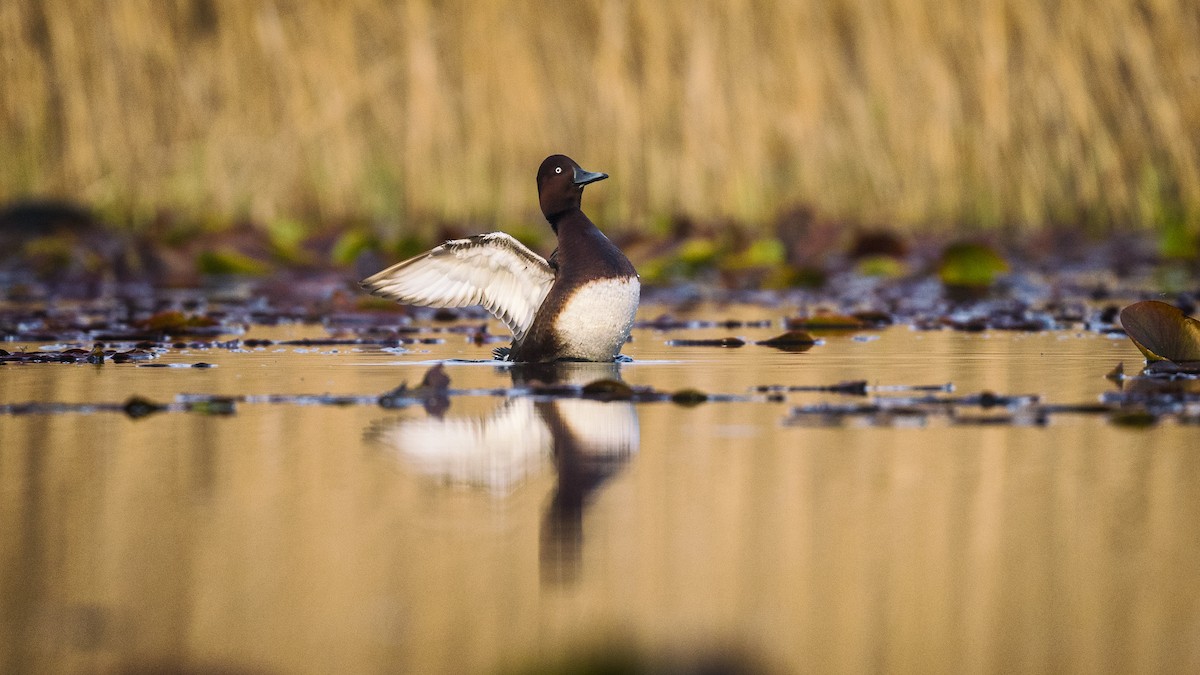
[2,318,1199,674]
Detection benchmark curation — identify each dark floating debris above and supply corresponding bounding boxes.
[665,337,746,348]
[1036,403,1113,415]
[581,379,635,401]
[1108,409,1160,428]
[637,314,773,331]
[784,314,866,331]
[279,337,439,347]
[373,364,732,409]
[951,413,1027,426]
[755,381,951,396]
[0,345,162,365]
[776,370,1200,427]
[851,311,895,328]
[669,389,709,406]
[783,402,930,427]
[123,396,167,419]
[110,349,158,363]
[755,330,818,351]
[185,397,238,416]
[755,380,867,395]
[1,394,233,418]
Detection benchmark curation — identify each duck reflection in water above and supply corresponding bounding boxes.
[368,361,639,584]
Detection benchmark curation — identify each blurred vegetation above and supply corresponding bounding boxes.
[1,0,1199,241]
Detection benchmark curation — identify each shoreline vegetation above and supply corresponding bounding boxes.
[1,1,1198,254]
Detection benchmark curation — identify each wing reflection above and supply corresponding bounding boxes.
[368,361,639,585]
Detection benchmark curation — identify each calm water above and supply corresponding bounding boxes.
[2,303,1198,674]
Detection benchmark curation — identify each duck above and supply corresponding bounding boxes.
[360,155,640,362]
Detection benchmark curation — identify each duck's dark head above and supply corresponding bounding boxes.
[537,154,607,225]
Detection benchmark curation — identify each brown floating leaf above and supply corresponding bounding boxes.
[1119,301,1200,362]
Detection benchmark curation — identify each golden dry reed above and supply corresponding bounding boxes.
[1,0,1198,237]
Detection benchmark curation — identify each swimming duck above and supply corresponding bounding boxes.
[360,155,640,362]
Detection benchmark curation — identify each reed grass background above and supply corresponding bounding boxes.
[2,0,1198,239]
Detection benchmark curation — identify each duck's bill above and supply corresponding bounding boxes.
[572,167,608,186]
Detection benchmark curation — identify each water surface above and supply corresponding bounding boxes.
[2,303,1198,674]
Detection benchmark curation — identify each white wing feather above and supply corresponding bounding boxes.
[360,233,556,342]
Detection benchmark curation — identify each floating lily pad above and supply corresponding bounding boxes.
[1119,300,1200,362]
[722,237,786,269]
[855,255,909,278]
[938,241,1008,289]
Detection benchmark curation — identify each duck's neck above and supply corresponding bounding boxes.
[546,208,633,279]
[547,207,592,235]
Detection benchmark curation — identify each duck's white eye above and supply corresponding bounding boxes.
[555,167,562,174]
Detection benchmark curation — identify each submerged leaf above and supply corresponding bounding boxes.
[1119,300,1200,362]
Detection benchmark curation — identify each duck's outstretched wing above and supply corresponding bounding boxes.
[360,233,556,342]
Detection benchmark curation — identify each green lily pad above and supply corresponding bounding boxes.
[938,242,1008,288]
[1119,300,1200,362]
[722,237,786,270]
[855,255,908,278]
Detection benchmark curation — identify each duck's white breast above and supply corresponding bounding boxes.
[553,276,640,361]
